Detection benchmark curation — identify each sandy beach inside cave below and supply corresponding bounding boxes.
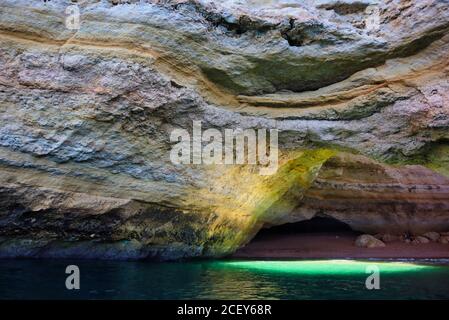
[232,232,449,259]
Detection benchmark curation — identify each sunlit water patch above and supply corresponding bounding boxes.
[214,260,434,275]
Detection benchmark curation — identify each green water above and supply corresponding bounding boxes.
[1,259,449,299]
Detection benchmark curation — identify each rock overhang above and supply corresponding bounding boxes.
[0,0,448,260]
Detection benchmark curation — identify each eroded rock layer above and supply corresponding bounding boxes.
[290,154,449,234]
[0,0,448,260]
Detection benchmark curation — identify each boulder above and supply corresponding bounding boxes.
[411,236,430,245]
[423,232,440,242]
[355,235,386,248]
[438,236,449,244]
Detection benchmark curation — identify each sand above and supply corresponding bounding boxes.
[232,232,449,259]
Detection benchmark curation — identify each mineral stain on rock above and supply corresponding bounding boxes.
[0,0,448,260]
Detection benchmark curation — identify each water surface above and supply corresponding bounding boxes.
[1,259,448,299]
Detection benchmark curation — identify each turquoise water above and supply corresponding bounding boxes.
[1,259,449,299]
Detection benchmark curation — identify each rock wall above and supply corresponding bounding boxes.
[0,0,448,260]
[290,154,449,234]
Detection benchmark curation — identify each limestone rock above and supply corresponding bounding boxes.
[423,232,440,242]
[355,234,386,248]
[411,236,430,245]
[0,0,448,260]
[289,154,449,234]
[438,236,449,244]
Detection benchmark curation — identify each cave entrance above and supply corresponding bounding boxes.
[257,216,355,236]
[233,216,362,259]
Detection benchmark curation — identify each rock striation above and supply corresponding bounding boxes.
[0,0,448,260]
[288,154,449,234]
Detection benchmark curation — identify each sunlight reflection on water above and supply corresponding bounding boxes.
[0,259,448,299]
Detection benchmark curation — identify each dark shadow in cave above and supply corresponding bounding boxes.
[256,216,359,237]
[232,216,364,258]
